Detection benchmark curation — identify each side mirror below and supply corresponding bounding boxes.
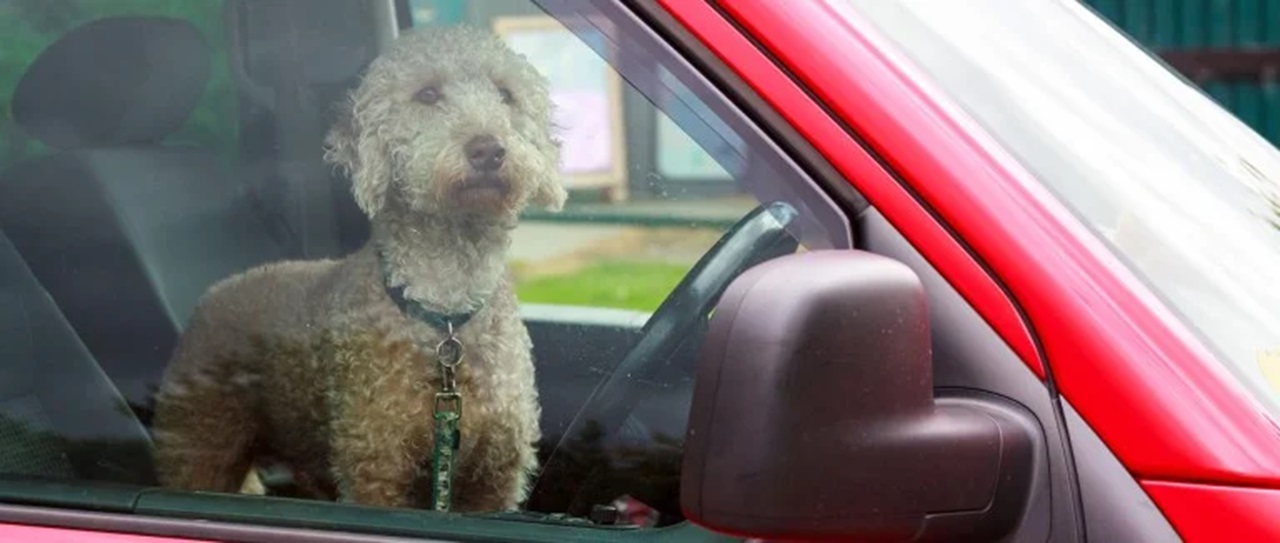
[681,251,1038,541]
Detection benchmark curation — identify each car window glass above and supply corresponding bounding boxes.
[0,0,849,538]
[845,0,1280,416]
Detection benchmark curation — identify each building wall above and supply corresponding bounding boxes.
[1085,0,1280,144]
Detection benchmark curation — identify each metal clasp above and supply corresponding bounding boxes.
[434,391,462,417]
[435,321,464,394]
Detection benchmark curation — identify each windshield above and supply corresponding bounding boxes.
[844,0,1280,414]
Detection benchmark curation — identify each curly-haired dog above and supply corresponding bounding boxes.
[150,24,566,512]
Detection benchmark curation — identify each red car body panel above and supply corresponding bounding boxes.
[0,523,211,542]
[649,0,1044,378]
[662,0,1280,539]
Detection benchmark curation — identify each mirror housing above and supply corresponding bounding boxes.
[681,251,1037,541]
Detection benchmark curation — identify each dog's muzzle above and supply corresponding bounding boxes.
[448,135,513,207]
[455,174,510,195]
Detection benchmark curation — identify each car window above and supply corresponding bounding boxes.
[0,0,849,539]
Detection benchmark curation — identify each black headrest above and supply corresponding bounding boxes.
[12,17,210,149]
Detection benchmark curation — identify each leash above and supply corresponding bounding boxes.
[379,254,484,512]
[429,320,464,512]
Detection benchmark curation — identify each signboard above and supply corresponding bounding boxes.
[493,16,627,200]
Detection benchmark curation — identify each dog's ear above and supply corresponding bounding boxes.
[323,106,390,218]
[530,175,568,212]
[529,137,567,212]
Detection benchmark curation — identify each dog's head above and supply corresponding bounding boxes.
[324,25,567,221]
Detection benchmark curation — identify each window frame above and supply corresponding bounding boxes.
[0,0,865,541]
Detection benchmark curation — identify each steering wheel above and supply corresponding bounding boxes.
[527,202,801,519]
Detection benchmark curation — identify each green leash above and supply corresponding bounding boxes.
[377,249,482,511]
[430,323,465,511]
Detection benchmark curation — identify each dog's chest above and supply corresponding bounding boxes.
[318,321,523,422]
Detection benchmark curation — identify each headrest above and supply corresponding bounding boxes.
[12,17,211,149]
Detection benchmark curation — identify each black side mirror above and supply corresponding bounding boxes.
[681,251,1039,541]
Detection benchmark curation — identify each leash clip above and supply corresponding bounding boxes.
[435,321,464,392]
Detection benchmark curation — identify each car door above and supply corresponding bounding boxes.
[701,0,1280,541]
[0,0,1164,541]
[655,0,1192,540]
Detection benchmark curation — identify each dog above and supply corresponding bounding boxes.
[150,24,566,512]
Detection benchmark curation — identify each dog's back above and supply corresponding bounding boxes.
[192,258,342,340]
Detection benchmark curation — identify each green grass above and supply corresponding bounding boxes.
[515,261,690,312]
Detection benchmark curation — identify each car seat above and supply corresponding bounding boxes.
[0,17,289,411]
[0,229,155,485]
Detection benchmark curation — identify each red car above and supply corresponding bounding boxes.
[0,0,1277,541]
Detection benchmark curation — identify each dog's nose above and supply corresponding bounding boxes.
[466,135,506,172]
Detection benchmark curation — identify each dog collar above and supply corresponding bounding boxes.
[376,249,486,334]
[383,281,484,333]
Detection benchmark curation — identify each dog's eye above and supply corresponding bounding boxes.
[414,85,442,105]
[498,87,514,105]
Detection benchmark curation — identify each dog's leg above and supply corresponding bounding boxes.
[329,411,425,508]
[326,334,431,508]
[450,428,537,512]
[449,384,541,513]
[152,357,258,492]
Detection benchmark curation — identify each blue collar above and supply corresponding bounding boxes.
[382,281,483,333]
[378,250,485,334]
